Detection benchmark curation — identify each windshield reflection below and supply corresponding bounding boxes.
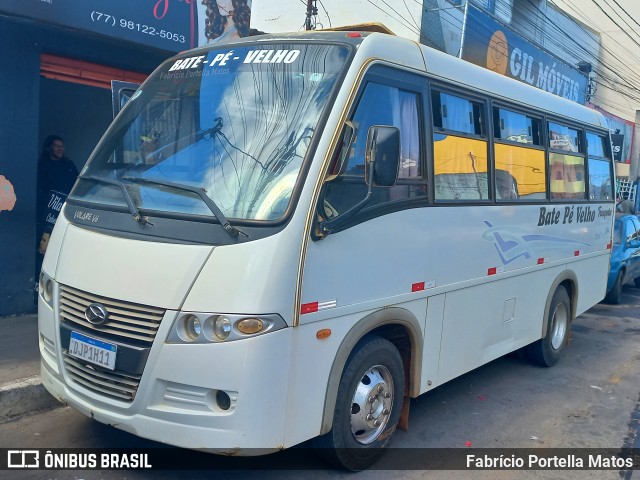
[73,43,349,222]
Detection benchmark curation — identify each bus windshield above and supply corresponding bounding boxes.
[72,43,350,222]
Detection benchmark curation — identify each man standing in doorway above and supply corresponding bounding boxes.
[36,135,78,282]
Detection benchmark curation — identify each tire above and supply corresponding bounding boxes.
[526,286,571,367]
[605,271,624,304]
[313,336,405,471]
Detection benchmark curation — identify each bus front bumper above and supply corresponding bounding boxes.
[39,323,293,453]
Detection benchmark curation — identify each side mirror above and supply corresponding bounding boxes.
[365,126,400,187]
[316,125,400,237]
[629,239,640,249]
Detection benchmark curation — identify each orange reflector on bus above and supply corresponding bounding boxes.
[574,250,580,256]
[488,267,497,276]
[412,282,425,292]
[537,258,544,265]
[316,329,332,340]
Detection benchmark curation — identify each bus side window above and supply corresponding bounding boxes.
[493,107,545,201]
[548,122,586,200]
[586,132,613,201]
[323,82,424,218]
[432,91,488,201]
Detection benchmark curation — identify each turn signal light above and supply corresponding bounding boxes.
[316,329,332,340]
[237,318,264,335]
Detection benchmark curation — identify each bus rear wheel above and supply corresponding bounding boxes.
[313,336,404,471]
[526,285,571,367]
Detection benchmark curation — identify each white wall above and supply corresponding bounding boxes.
[551,0,638,123]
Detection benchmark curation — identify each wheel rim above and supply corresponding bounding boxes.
[550,301,569,350]
[349,365,394,445]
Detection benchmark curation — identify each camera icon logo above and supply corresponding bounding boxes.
[7,450,39,468]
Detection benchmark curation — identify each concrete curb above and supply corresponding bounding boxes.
[0,375,63,422]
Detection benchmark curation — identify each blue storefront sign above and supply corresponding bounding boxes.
[0,0,197,51]
[461,4,587,104]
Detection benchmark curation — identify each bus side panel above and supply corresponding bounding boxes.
[284,299,427,448]
[569,254,610,315]
[421,293,445,394]
[283,316,354,448]
[300,203,611,423]
[436,266,562,386]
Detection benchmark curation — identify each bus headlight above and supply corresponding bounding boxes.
[185,315,202,340]
[167,313,287,344]
[39,271,55,308]
[174,314,202,343]
[213,315,231,340]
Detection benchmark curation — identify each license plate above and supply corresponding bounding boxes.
[68,331,117,370]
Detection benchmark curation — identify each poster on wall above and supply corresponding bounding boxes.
[197,1,253,46]
[589,104,635,164]
[44,190,67,228]
[611,134,625,163]
[0,1,253,51]
[460,4,588,104]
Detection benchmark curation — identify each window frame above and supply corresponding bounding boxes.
[316,67,616,237]
[317,64,430,234]
[585,130,614,202]
[429,83,491,204]
[492,105,543,147]
[490,102,546,203]
[546,118,588,203]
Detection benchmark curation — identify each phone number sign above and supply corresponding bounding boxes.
[0,0,197,52]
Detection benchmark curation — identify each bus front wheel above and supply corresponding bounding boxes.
[526,285,571,367]
[313,335,404,470]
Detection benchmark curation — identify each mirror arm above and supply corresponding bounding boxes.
[318,159,376,237]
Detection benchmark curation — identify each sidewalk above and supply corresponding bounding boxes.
[0,314,62,422]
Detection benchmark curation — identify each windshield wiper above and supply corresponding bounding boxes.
[78,175,152,226]
[122,176,248,239]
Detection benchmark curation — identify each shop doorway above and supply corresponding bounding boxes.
[35,54,148,295]
[39,53,148,173]
[39,77,112,173]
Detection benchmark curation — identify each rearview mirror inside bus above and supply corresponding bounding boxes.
[365,125,400,187]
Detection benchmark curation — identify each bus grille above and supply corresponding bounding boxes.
[58,285,165,402]
[59,285,165,346]
[63,354,142,402]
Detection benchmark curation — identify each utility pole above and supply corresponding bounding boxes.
[305,0,317,31]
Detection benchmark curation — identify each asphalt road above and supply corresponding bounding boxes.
[2,287,640,480]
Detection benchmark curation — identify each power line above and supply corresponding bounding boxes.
[610,0,640,32]
[300,0,640,110]
[527,0,640,103]
[318,0,332,28]
[364,0,420,36]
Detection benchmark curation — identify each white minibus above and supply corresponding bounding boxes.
[38,29,615,470]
